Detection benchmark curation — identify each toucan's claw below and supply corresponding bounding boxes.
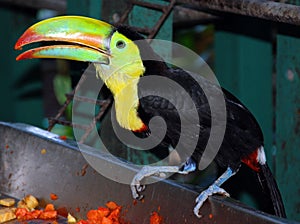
[130,175,146,200]
[130,165,183,200]
[194,185,230,218]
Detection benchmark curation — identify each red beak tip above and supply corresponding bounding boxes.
[14,40,24,50]
[16,53,29,61]
[16,55,22,61]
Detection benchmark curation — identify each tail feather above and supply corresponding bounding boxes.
[257,163,286,218]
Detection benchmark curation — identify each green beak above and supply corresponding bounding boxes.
[15,16,114,63]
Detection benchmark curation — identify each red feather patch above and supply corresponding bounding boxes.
[241,149,260,172]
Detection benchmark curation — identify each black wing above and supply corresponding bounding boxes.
[138,68,264,170]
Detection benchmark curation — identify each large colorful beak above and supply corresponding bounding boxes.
[15,16,114,63]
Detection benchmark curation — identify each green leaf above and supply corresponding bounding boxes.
[53,73,72,105]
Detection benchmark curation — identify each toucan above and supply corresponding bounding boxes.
[15,16,286,218]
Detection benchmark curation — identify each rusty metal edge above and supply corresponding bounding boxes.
[3,0,300,26]
[177,0,300,26]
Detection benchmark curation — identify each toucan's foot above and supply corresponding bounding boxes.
[194,185,230,218]
[193,167,235,218]
[131,165,181,200]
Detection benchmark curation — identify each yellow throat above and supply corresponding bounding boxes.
[94,61,146,132]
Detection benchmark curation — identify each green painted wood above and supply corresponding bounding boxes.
[215,31,273,164]
[0,7,43,127]
[67,0,102,19]
[215,26,273,209]
[276,35,300,221]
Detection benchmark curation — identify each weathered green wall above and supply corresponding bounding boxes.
[0,7,43,127]
[276,35,300,221]
[215,16,300,220]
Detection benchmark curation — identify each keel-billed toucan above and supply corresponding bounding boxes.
[15,16,286,218]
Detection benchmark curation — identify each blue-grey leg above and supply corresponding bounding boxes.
[194,167,236,218]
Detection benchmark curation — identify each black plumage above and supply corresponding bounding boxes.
[117,26,286,218]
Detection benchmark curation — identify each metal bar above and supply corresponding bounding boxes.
[47,90,74,131]
[47,118,90,130]
[131,26,153,34]
[173,6,219,25]
[176,0,300,26]
[79,98,112,143]
[66,93,110,106]
[2,0,300,26]
[118,3,134,24]
[148,0,176,39]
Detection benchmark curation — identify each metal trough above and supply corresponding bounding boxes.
[0,122,294,223]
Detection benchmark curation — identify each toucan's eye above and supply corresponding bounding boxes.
[116,40,126,49]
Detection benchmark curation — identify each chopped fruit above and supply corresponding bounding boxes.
[0,198,15,207]
[45,204,55,211]
[17,195,39,210]
[12,196,164,224]
[0,207,16,223]
[76,220,89,224]
[77,201,122,224]
[15,208,27,217]
[15,208,42,221]
[15,204,57,221]
[102,216,113,224]
[57,207,68,218]
[87,209,103,221]
[105,201,119,210]
[59,135,67,140]
[97,207,110,217]
[50,193,59,201]
[67,213,77,223]
[39,210,57,220]
[107,207,120,222]
[149,212,163,224]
